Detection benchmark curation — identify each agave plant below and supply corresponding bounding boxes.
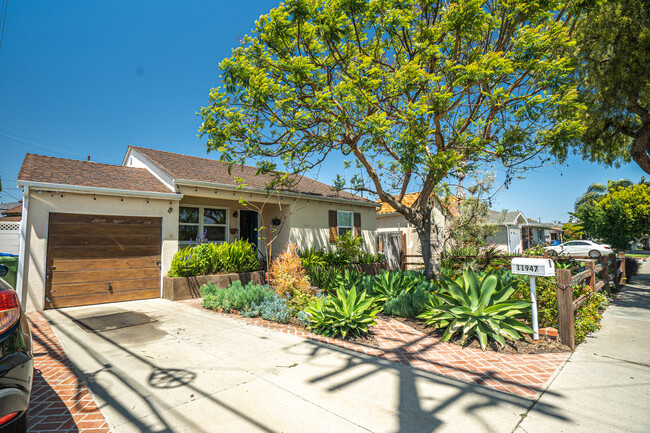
[368,270,416,303]
[305,286,379,339]
[334,268,366,290]
[419,268,533,350]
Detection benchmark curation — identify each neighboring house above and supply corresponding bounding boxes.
[521,222,564,250]
[16,146,378,312]
[376,192,451,269]
[0,203,22,255]
[484,210,528,254]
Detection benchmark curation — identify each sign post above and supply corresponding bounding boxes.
[511,258,555,340]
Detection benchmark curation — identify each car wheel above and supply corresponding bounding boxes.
[3,410,28,433]
[547,250,558,257]
[589,250,601,258]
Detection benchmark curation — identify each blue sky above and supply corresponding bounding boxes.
[0,0,646,222]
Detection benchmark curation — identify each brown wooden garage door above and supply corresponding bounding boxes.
[45,213,162,309]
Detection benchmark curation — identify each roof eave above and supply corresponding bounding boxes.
[16,180,183,200]
[174,179,379,207]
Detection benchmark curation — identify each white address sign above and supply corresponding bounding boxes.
[511,258,555,277]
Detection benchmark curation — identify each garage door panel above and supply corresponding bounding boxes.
[50,278,160,297]
[52,256,159,272]
[49,213,161,226]
[51,268,160,285]
[49,223,162,237]
[46,213,162,309]
[47,245,162,260]
[47,288,160,309]
[48,234,161,248]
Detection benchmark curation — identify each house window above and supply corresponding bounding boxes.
[337,211,353,236]
[179,206,227,244]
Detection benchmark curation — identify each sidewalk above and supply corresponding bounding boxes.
[515,260,650,432]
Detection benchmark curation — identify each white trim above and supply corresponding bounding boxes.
[174,179,379,208]
[123,148,177,192]
[16,186,28,303]
[16,180,182,200]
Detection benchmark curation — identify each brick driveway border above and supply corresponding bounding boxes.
[26,312,111,433]
[180,298,569,399]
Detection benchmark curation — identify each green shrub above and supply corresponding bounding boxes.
[201,280,273,313]
[334,268,366,290]
[167,240,260,277]
[168,246,199,277]
[358,252,384,264]
[384,287,430,318]
[214,240,260,273]
[244,294,292,323]
[625,257,639,280]
[419,268,533,350]
[305,286,380,339]
[335,232,363,263]
[574,292,609,343]
[305,264,341,292]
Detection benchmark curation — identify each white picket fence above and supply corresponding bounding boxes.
[0,222,20,255]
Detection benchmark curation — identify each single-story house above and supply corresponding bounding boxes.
[484,210,528,254]
[0,202,22,255]
[521,222,564,250]
[376,192,451,269]
[15,146,378,312]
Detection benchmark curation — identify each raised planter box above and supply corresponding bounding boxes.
[163,271,266,301]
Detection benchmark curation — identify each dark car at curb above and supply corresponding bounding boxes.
[0,264,33,433]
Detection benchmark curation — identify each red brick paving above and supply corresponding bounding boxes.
[26,313,111,433]
[180,298,569,399]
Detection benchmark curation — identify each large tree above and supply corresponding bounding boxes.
[572,0,650,173]
[199,0,583,278]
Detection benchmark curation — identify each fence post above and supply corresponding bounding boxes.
[585,260,596,290]
[618,251,626,286]
[556,268,575,350]
[600,256,609,287]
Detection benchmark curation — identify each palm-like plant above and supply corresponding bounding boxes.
[574,179,633,211]
[418,268,533,350]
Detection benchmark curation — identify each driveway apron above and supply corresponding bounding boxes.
[44,299,566,433]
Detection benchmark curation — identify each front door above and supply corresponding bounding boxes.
[239,210,258,248]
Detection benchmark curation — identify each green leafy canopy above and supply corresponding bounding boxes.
[200,0,584,277]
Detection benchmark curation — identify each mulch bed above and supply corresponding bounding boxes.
[391,316,571,354]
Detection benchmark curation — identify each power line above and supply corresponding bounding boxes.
[0,0,7,51]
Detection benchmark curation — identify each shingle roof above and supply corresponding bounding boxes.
[18,154,172,194]
[129,146,372,204]
[0,216,20,222]
[486,210,524,225]
[1,204,21,217]
[377,192,459,215]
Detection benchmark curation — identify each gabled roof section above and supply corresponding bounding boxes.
[486,210,527,225]
[128,146,373,204]
[377,192,457,216]
[18,154,174,195]
[1,204,22,217]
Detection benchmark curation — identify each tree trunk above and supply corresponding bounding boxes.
[416,223,441,280]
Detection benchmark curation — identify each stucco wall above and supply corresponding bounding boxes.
[21,190,178,312]
[288,200,377,254]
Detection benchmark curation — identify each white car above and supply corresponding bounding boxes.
[545,240,612,258]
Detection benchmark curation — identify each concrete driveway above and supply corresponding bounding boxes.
[44,299,562,433]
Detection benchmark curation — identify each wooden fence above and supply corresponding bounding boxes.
[555,252,626,350]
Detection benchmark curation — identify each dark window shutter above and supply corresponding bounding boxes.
[328,210,338,243]
[354,212,361,237]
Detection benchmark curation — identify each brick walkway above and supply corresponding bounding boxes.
[180,298,569,399]
[26,313,111,433]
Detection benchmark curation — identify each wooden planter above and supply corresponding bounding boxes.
[162,270,265,301]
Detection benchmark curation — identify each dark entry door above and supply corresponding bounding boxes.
[240,210,258,248]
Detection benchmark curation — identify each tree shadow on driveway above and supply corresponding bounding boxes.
[46,306,570,433]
